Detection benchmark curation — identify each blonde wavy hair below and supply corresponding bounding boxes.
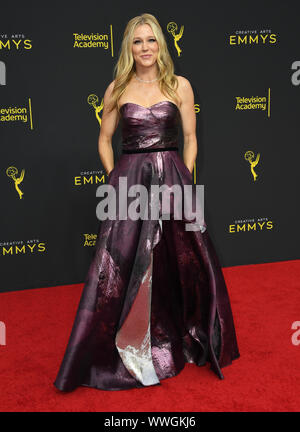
[107,13,180,114]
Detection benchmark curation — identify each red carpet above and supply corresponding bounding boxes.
[0,259,299,412]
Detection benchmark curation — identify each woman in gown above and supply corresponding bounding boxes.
[53,13,240,392]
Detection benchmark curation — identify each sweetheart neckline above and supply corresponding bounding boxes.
[120,100,179,111]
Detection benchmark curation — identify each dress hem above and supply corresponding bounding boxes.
[53,353,240,392]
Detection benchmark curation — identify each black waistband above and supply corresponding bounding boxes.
[122,146,179,154]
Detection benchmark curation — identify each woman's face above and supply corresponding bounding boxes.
[132,24,159,68]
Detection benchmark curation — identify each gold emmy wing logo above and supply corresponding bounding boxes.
[244,151,260,181]
[87,94,103,126]
[167,22,184,57]
[6,166,25,199]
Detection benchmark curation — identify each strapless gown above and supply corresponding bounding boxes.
[53,100,240,392]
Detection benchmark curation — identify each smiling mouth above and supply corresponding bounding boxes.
[141,55,151,58]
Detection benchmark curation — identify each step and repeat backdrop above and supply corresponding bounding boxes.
[1,2,299,292]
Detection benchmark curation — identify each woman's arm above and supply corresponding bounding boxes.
[98,80,120,175]
[177,76,197,174]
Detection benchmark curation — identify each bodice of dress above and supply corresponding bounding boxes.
[120,100,180,151]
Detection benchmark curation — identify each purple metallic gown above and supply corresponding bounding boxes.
[53,100,240,392]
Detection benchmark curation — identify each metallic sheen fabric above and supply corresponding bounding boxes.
[53,101,240,392]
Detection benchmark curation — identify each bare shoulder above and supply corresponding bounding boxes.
[175,75,193,92]
[103,79,116,102]
[174,75,194,106]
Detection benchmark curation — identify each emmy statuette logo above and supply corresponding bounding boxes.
[167,22,184,57]
[87,94,103,126]
[6,166,25,199]
[244,151,260,181]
